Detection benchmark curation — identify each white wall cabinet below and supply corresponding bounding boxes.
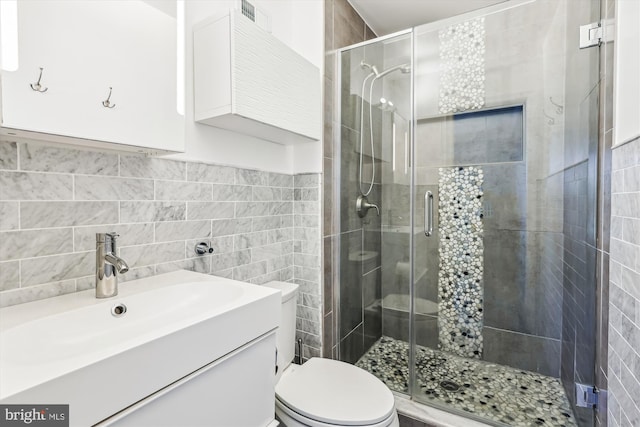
[0,0,184,154]
[193,10,321,145]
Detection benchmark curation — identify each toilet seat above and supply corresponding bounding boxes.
[275,397,398,427]
[275,358,397,427]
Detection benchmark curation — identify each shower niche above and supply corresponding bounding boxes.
[419,104,525,165]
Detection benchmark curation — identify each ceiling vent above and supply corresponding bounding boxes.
[238,0,271,33]
[240,0,255,21]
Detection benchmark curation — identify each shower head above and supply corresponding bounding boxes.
[361,61,410,78]
[358,61,408,198]
[375,63,411,78]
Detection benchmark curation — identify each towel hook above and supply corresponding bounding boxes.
[102,87,116,108]
[549,97,563,114]
[30,67,48,93]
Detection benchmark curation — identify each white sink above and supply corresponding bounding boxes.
[0,270,280,426]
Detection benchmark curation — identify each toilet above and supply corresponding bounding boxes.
[264,281,400,427]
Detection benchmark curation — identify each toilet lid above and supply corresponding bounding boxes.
[275,358,395,426]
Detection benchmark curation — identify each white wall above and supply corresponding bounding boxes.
[613,0,640,146]
[168,0,324,174]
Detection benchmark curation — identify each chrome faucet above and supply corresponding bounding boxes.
[95,233,129,298]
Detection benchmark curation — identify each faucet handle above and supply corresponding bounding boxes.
[96,232,119,242]
[356,195,380,218]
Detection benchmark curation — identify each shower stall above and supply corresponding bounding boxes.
[334,0,601,426]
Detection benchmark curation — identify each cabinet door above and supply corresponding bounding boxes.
[97,333,277,427]
[1,1,184,153]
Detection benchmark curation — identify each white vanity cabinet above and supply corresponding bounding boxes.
[0,0,184,153]
[100,333,277,427]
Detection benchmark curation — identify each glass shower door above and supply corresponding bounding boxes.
[411,1,600,426]
[336,31,414,391]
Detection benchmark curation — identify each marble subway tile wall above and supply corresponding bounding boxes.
[0,140,321,354]
[608,136,640,426]
[293,174,323,360]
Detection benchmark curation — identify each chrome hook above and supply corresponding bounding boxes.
[543,111,555,125]
[30,67,48,93]
[549,96,563,114]
[102,87,116,108]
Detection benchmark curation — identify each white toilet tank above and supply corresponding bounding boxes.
[264,281,299,382]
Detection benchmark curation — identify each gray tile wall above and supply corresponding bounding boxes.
[608,136,640,426]
[560,161,598,426]
[323,0,377,359]
[293,174,323,360]
[336,77,386,363]
[0,140,321,356]
[524,2,603,426]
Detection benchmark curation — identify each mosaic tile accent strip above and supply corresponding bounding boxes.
[357,337,577,427]
[438,18,486,114]
[438,167,484,358]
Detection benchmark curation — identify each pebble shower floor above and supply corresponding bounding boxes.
[356,337,577,427]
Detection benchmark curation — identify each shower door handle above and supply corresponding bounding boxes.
[424,191,433,237]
